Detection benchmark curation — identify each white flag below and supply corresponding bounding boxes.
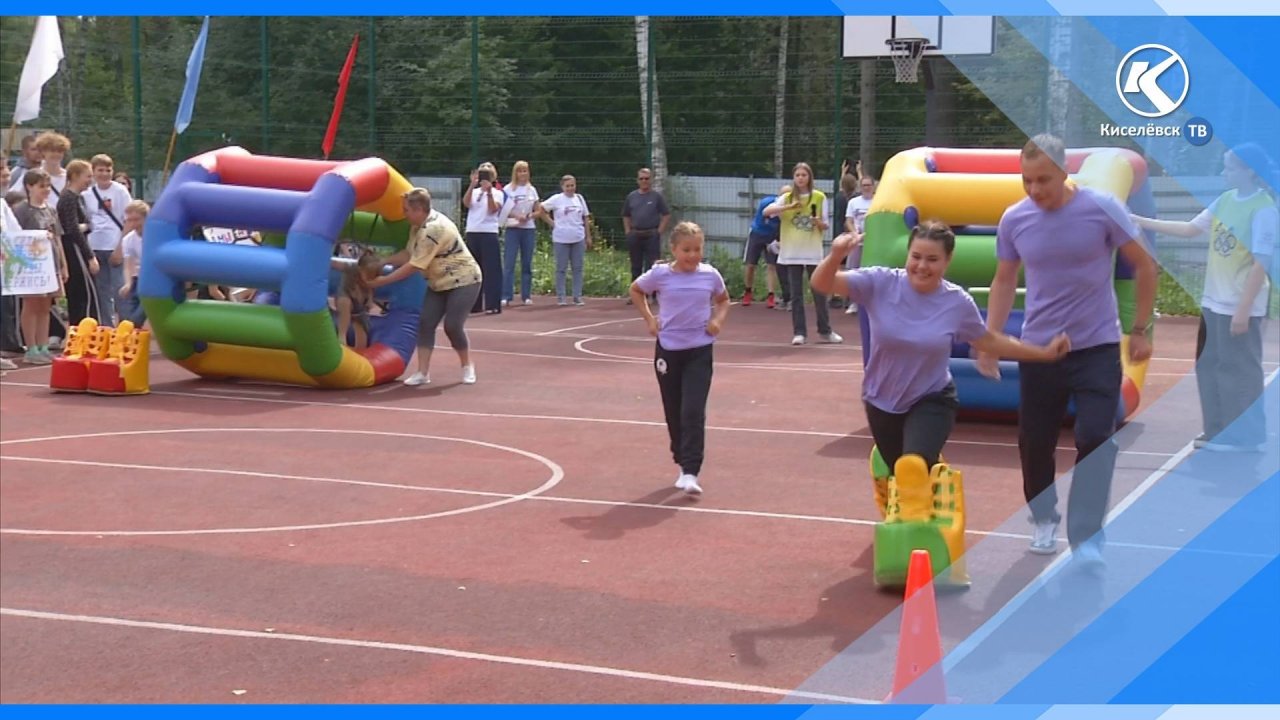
[13,16,65,124]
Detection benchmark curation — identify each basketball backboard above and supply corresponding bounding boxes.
[842,16,996,58]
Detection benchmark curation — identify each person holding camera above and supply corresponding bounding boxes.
[463,162,506,315]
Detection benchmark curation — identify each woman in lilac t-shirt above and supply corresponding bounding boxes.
[631,221,732,497]
[812,221,1069,510]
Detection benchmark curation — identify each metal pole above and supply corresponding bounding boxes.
[833,19,844,191]
[132,17,144,199]
[368,16,377,153]
[261,17,270,152]
[470,18,480,169]
[646,19,654,169]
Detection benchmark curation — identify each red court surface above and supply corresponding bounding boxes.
[0,304,1202,703]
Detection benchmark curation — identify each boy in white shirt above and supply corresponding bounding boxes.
[82,154,133,324]
[117,200,150,326]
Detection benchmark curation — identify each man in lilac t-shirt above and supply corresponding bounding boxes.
[980,134,1157,562]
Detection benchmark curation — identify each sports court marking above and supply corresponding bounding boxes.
[573,337,862,372]
[5,449,1248,557]
[536,317,645,336]
[467,325,866,352]
[0,607,876,704]
[0,428,563,536]
[0,379,1166,456]
[191,386,287,397]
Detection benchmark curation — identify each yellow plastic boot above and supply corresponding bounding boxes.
[893,454,932,522]
[873,476,891,520]
[931,462,970,587]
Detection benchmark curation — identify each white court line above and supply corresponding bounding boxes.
[192,387,286,397]
[0,379,1164,456]
[537,317,645,337]
[572,337,861,372]
[6,455,1258,559]
[469,324,1234,365]
[468,326,866,352]
[0,429,563,536]
[0,607,874,704]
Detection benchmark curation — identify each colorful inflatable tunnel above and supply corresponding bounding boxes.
[860,147,1158,422]
[141,147,424,388]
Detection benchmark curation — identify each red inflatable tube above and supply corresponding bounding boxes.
[928,147,1148,188]
[333,158,394,206]
[216,154,343,192]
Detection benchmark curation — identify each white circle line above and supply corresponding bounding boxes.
[571,337,862,373]
[0,428,563,537]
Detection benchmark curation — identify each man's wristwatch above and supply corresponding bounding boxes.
[1130,322,1150,335]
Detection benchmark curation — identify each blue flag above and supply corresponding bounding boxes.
[174,17,209,134]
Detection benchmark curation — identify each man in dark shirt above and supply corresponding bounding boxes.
[621,167,672,288]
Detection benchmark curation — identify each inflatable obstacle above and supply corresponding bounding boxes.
[141,148,426,388]
[860,147,1157,423]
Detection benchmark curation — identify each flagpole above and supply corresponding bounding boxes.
[161,128,178,186]
[3,120,18,161]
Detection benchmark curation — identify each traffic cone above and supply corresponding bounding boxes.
[887,549,946,703]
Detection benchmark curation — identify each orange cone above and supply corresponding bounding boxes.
[888,549,946,703]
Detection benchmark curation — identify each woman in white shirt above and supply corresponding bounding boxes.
[503,160,541,307]
[462,162,506,314]
[540,175,593,306]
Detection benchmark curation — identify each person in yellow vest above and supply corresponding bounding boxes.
[1133,143,1276,452]
[764,162,843,346]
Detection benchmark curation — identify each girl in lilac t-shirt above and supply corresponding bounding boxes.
[631,221,731,496]
[811,221,1069,515]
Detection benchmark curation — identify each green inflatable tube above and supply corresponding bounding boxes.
[261,210,412,251]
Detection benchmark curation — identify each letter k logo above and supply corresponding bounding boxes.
[1116,44,1190,118]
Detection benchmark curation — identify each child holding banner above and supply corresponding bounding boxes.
[10,169,68,365]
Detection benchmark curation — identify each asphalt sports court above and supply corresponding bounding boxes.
[0,305,1231,702]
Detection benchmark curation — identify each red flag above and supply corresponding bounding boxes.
[322,33,360,159]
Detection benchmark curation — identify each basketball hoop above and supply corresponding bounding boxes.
[886,38,932,84]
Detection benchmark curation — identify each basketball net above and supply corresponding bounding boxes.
[886,38,930,84]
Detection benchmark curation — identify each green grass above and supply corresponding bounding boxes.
[1156,268,1201,317]
[526,234,766,299]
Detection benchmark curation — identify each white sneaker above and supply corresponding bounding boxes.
[674,474,690,490]
[819,331,844,344]
[1029,520,1059,555]
[0,357,17,370]
[403,372,430,386]
[679,474,703,495]
[844,303,858,315]
[1073,539,1106,571]
[461,365,477,384]
[791,335,805,346]
[523,298,533,306]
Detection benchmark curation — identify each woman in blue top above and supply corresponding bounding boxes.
[812,221,1070,512]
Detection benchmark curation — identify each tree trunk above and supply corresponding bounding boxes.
[634,16,668,191]
[924,58,956,146]
[858,59,876,174]
[1046,17,1077,145]
[772,17,789,177]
